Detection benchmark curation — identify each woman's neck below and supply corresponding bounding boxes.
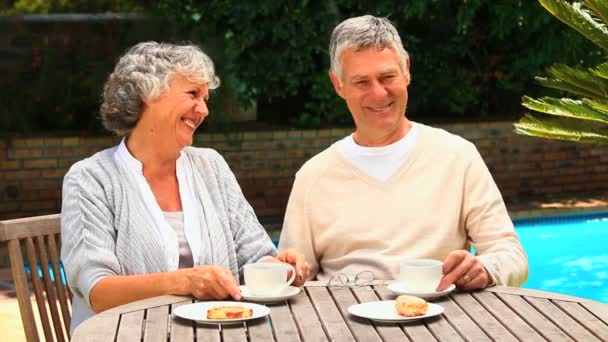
[126,132,179,180]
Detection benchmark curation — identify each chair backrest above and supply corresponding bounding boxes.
[0,214,71,342]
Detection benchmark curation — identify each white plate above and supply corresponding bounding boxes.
[348,300,444,323]
[387,283,456,299]
[239,285,301,303]
[173,301,270,324]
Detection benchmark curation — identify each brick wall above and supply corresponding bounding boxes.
[2,121,608,225]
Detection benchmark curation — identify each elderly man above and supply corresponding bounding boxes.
[278,15,528,291]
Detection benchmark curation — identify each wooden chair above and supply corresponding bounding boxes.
[0,214,71,342]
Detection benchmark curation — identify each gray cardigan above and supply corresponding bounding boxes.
[60,145,277,331]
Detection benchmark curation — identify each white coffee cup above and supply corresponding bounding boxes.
[399,259,443,292]
[244,263,296,296]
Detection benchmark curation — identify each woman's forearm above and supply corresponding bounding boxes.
[89,269,190,313]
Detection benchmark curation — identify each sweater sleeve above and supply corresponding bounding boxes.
[60,162,121,310]
[210,151,277,273]
[462,144,529,286]
[278,170,320,280]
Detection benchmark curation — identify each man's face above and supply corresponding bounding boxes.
[330,46,410,146]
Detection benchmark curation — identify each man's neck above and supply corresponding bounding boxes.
[353,119,413,147]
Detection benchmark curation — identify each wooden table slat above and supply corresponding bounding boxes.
[170,301,195,341]
[375,286,438,342]
[329,287,383,342]
[582,301,608,326]
[116,310,145,341]
[495,293,574,342]
[525,296,601,342]
[195,323,221,342]
[221,323,248,342]
[268,302,303,342]
[72,313,121,342]
[352,286,410,341]
[433,295,491,342]
[554,300,608,341]
[450,292,518,342]
[473,291,546,341]
[143,305,169,342]
[307,286,356,341]
[246,317,275,342]
[287,287,329,342]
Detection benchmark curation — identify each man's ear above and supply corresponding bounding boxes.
[329,71,345,99]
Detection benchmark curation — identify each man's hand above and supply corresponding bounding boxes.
[184,266,241,300]
[436,250,492,291]
[265,249,310,286]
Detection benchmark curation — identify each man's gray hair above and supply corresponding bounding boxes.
[330,15,408,80]
[100,41,220,136]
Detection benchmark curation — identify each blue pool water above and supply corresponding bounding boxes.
[514,212,608,303]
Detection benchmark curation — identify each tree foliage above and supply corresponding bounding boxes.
[158,0,601,128]
[515,0,608,143]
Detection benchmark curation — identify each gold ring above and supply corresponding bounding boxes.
[463,274,471,283]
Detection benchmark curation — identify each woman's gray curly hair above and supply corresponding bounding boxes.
[100,41,220,136]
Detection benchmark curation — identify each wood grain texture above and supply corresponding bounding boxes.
[143,305,169,342]
[288,287,329,342]
[450,292,518,342]
[353,286,409,341]
[525,296,601,342]
[307,286,355,341]
[495,293,573,341]
[116,310,145,342]
[554,300,608,341]
[329,287,382,342]
[473,291,545,341]
[170,301,195,341]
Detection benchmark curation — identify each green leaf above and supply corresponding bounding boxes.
[539,0,608,51]
[522,95,608,123]
[514,113,608,143]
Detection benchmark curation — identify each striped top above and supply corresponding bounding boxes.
[60,145,277,332]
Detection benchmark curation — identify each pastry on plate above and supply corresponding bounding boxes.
[207,305,253,319]
[395,295,428,317]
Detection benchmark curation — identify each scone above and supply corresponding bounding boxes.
[207,306,253,319]
[395,295,428,317]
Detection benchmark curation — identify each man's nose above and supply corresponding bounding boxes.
[370,80,388,98]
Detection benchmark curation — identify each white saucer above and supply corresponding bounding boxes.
[173,301,269,324]
[239,285,301,303]
[387,283,456,299]
[348,300,444,323]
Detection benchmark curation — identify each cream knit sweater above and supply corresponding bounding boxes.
[279,123,528,286]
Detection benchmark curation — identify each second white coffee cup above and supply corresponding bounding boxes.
[399,259,443,292]
[244,263,296,296]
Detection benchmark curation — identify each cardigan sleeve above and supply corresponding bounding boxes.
[209,151,277,273]
[462,144,529,286]
[60,162,121,310]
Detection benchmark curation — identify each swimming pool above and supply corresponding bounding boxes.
[514,211,608,303]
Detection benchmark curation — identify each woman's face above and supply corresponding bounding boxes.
[137,74,210,152]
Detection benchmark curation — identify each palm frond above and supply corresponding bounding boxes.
[584,97,608,112]
[514,114,608,143]
[585,0,608,26]
[591,61,608,79]
[522,95,608,123]
[535,63,608,99]
[539,0,608,51]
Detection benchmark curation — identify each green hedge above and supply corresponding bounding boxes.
[0,1,602,133]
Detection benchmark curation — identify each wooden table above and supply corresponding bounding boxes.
[72,281,608,341]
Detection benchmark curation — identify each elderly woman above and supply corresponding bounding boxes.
[61,41,309,332]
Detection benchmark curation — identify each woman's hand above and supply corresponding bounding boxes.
[183,265,241,300]
[265,249,310,286]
